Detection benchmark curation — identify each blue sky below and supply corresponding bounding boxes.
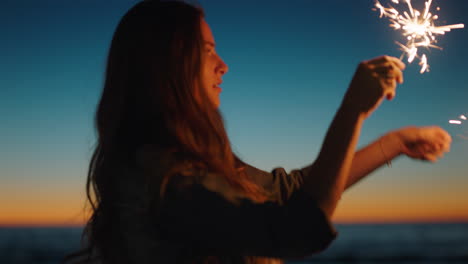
[1,0,467,224]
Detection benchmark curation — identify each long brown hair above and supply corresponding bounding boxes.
[64,1,266,263]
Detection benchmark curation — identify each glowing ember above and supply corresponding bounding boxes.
[374,0,464,73]
[449,120,462,125]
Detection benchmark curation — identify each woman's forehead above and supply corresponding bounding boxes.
[201,19,215,44]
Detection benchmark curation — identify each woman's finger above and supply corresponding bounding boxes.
[372,62,404,82]
[439,129,453,144]
[366,55,406,70]
[373,63,402,100]
[424,153,439,162]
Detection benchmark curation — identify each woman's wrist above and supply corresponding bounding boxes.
[338,101,368,121]
[381,131,406,159]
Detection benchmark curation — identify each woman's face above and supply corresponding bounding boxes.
[200,19,228,108]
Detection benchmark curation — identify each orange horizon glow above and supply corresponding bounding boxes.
[1,217,468,228]
[2,201,468,227]
[2,170,468,227]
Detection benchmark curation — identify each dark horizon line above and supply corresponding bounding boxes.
[2,220,468,228]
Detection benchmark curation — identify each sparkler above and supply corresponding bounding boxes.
[374,0,464,73]
[449,113,468,140]
[449,113,467,125]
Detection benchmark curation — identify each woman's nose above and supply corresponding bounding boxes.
[218,57,228,75]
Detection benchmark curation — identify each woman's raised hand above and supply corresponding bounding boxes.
[394,126,452,162]
[342,56,406,118]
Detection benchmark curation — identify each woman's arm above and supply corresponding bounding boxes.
[300,105,365,217]
[345,126,452,189]
[345,132,402,189]
[300,56,405,218]
[158,173,337,259]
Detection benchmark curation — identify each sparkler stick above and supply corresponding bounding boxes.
[374,0,464,73]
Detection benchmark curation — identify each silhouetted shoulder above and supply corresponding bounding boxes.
[158,161,337,261]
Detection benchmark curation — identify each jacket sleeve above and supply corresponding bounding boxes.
[157,162,337,259]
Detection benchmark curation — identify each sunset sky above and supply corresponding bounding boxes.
[1,0,467,226]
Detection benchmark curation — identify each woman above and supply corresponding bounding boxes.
[64,0,452,263]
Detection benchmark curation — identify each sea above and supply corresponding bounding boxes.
[1,223,467,264]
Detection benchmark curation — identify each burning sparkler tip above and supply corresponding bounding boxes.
[373,0,464,73]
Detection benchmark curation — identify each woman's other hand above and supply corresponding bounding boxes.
[342,56,405,118]
[394,126,452,162]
